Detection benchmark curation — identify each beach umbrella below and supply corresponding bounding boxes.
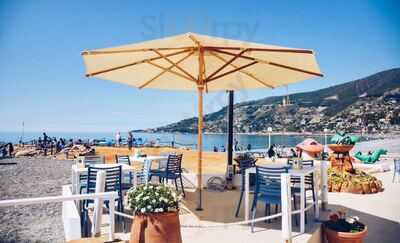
[81,32,323,210]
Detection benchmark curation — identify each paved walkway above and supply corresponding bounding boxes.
[328,162,400,243]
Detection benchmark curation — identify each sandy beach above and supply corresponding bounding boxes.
[0,158,73,243]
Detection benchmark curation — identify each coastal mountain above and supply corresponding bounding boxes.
[142,68,400,133]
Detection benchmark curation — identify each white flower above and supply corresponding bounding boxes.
[141,208,146,213]
[157,208,164,213]
[152,199,156,203]
[147,205,152,209]
[345,217,355,224]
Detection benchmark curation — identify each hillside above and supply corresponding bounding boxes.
[142,68,400,133]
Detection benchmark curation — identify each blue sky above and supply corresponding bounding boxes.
[0,0,399,132]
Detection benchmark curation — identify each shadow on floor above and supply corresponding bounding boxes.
[327,204,400,243]
[182,189,322,233]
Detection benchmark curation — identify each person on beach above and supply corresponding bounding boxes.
[234,139,239,151]
[213,146,218,152]
[220,145,226,152]
[290,148,297,158]
[247,144,252,151]
[268,144,276,158]
[43,132,48,156]
[38,137,42,148]
[116,132,121,147]
[127,131,133,151]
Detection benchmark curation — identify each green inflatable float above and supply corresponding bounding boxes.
[354,148,387,164]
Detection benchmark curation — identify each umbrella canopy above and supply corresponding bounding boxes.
[82,32,322,91]
[296,138,324,154]
[81,32,323,209]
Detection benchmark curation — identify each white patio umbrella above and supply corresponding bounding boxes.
[81,32,323,210]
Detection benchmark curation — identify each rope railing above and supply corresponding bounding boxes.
[113,209,284,228]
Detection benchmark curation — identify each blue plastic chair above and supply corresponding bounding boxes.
[115,155,133,190]
[137,159,152,184]
[235,157,256,217]
[251,165,291,232]
[79,156,105,193]
[81,165,123,236]
[288,159,315,224]
[287,160,315,201]
[150,154,185,197]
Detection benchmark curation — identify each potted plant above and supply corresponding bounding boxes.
[127,184,183,243]
[323,209,367,243]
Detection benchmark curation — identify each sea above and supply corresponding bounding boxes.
[0,131,329,151]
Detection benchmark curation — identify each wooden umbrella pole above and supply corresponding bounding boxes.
[196,45,205,211]
[196,85,204,211]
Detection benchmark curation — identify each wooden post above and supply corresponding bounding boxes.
[281,173,292,243]
[226,91,234,189]
[108,196,115,241]
[92,171,105,236]
[321,160,329,211]
[196,85,204,211]
[196,46,205,211]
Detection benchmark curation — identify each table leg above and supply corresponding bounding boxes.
[244,170,250,221]
[300,175,305,233]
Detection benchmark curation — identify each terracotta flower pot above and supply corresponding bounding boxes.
[328,144,354,154]
[369,181,377,193]
[332,181,342,192]
[340,181,350,193]
[328,180,333,192]
[375,180,384,192]
[361,183,371,194]
[131,211,182,243]
[349,183,363,194]
[324,226,368,243]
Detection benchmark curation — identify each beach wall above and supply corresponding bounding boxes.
[94,146,228,174]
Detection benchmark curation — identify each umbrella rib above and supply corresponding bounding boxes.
[146,60,196,82]
[208,51,275,88]
[151,49,196,81]
[206,61,258,83]
[204,46,314,54]
[211,48,324,77]
[139,50,194,89]
[85,49,192,77]
[81,47,193,55]
[188,34,201,46]
[205,49,248,82]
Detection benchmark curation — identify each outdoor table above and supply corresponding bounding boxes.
[71,163,137,195]
[244,164,319,233]
[131,155,169,168]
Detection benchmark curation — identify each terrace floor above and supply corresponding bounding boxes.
[69,160,400,243]
[69,188,323,243]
